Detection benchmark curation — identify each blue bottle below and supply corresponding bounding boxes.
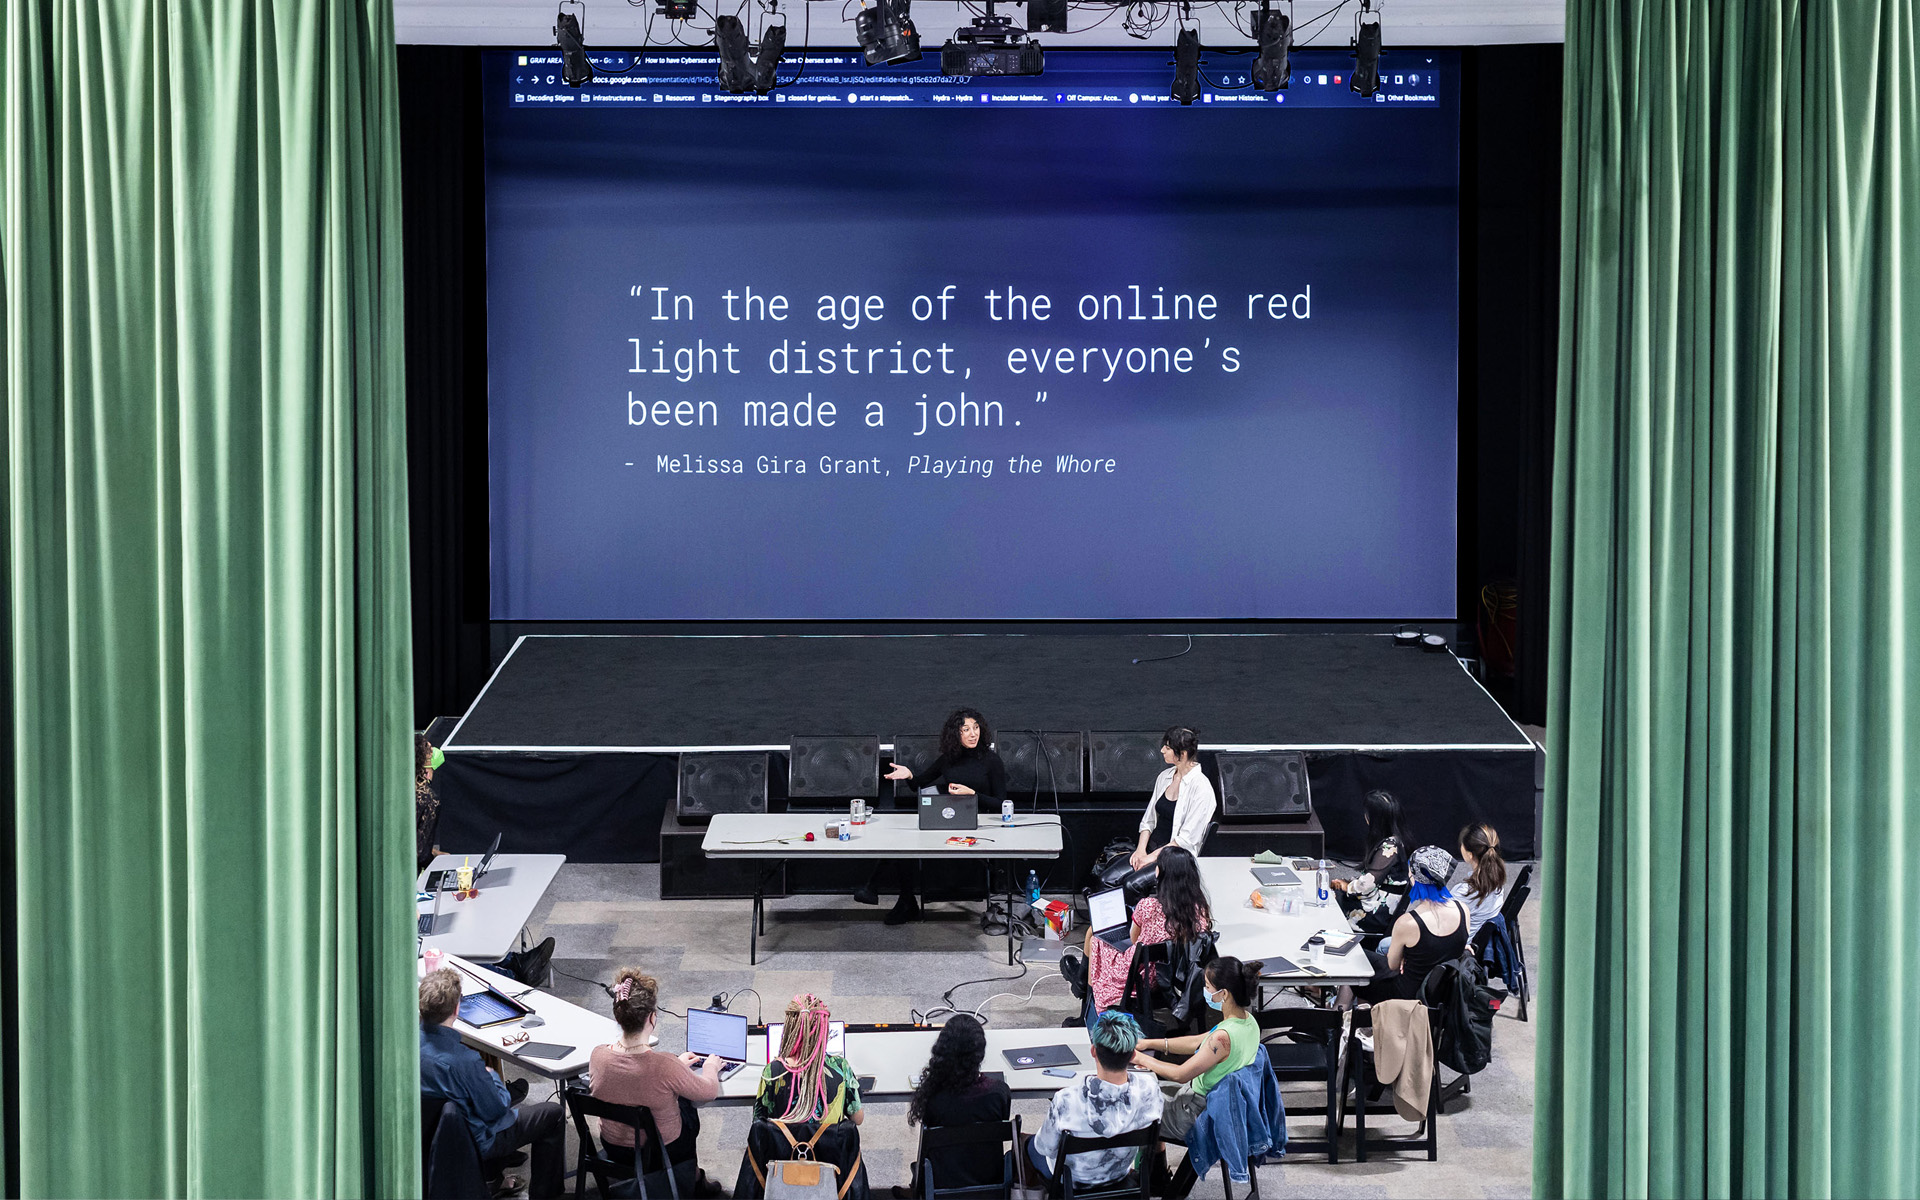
[1027,870,1042,907]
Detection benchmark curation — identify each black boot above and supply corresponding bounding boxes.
[884,894,923,925]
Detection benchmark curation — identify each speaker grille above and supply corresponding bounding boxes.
[677,753,769,819]
[788,736,881,798]
[997,731,1085,794]
[1088,731,1168,792]
[1216,751,1311,817]
[888,735,943,799]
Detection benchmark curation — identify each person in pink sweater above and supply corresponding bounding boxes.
[589,968,725,1195]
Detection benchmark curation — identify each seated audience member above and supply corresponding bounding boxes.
[1078,846,1211,1026]
[1457,822,1509,939]
[1330,789,1412,938]
[589,968,725,1196]
[1129,726,1218,870]
[1355,845,1470,1005]
[1024,1011,1164,1190]
[1128,957,1264,1141]
[754,994,865,1127]
[419,967,565,1199]
[902,1014,1011,1197]
[415,734,443,871]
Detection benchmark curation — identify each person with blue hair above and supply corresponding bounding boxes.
[1021,1010,1165,1189]
[1355,844,1470,1005]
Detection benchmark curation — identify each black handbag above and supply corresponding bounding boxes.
[1089,840,1160,909]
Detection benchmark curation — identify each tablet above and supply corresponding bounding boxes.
[518,1042,574,1060]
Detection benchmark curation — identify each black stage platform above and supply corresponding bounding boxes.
[434,633,1539,878]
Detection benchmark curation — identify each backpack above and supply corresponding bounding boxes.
[740,1118,868,1200]
[1420,955,1497,1075]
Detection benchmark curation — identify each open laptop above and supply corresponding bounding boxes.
[425,832,502,891]
[1087,887,1132,952]
[457,983,534,1028]
[417,881,446,937]
[686,1008,750,1081]
[918,794,978,831]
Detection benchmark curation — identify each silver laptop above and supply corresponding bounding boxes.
[1088,886,1132,951]
[417,882,445,937]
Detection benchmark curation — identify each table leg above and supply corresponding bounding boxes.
[1006,863,1016,965]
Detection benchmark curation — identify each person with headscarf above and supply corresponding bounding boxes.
[1354,844,1470,1005]
[753,994,865,1127]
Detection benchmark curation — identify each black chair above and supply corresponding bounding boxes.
[563,1086,689,1200]
[1052,1121,1161,1199]
[1470,863,1534,1021]
[1254,1006,1347,1163]
[917,1116,1022,1199]
[1343,1006,1443,1162]
[423,1095,490,1200]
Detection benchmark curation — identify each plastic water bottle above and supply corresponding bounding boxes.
[1315,860,1330,905]
[1001,798,1014,825]
[1027,870,1042,907]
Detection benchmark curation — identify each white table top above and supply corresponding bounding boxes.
[417,853,566,962]
[715,1026,1101,1103]
[430,953,621,1081]
[702,812,1064,859]
[1198,856,1376,986]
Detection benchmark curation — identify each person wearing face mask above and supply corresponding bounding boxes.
[863,707,1009,925]
[1128,956,1264,1143]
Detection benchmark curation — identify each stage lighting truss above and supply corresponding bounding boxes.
[1350,0,1383,96]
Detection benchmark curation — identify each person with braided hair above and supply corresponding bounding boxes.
[589,967,725,1194]
[753,994,865,1127]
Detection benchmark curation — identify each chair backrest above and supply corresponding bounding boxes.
[917,1119,1016,1200]
[422,1095,489,1200]
[1054,1120,1161,1198]
[1501,863,1534,923]
[565,1086,678,1199]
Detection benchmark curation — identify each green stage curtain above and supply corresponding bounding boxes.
[1541,1,1919,1196]
[1,1,416,1196]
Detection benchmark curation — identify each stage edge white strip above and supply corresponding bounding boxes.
[442,635,528,748]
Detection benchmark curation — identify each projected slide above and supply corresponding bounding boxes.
[484,49,1460,619]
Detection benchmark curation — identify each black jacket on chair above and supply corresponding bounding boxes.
[423,1096,490,1200]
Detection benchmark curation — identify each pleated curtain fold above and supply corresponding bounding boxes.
[1541,1,1920,1197]
[1,1,418,1195]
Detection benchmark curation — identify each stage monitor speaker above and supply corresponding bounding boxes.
[1216,750,1311,818]
[1088,731,1169,792]
[888,734,943,800]
[678,753,769,819]
[997,731,1085,794]
[788,735,881,798]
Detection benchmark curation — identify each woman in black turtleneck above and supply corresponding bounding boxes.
[855,707,1009,925]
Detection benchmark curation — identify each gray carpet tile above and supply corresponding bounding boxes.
[493,862,1538,1199]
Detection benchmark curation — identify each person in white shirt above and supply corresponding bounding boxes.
[1456,822,1508,939]
[1129,726,1217,870]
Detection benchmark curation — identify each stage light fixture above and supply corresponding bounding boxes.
[554,1,593,88]
[1027,0,1068,35]
[940,0,1044,76]
[1251,4,1290,91]
[1171,27,1201,105]
[856,0,923,65]
[753,22,787,92]
[714,15,755,93]
[1350,0,1382,97]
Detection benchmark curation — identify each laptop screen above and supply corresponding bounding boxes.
[686,1008,750,1062]
[767,1020,847,1061]
[1089,887,1127,932]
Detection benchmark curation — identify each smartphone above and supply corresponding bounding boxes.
[1041,1067,1077,1079]
[1297,964,1329,977]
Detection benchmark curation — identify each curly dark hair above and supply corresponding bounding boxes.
[938,708,992,762]
[1154,847,1211,945]
[907,1013,987,1127]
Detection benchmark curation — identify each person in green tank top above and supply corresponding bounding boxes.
[1130,956,1264,1149]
